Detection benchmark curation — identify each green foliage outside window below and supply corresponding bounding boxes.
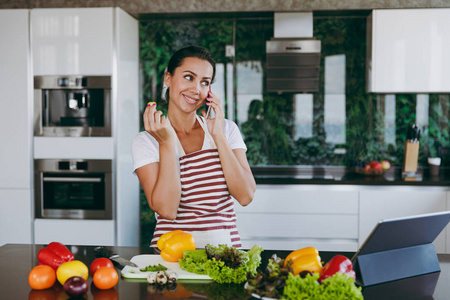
[138,15,450,246]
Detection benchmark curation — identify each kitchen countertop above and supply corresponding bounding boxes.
[252,166,450,186]
[2,243,450,299]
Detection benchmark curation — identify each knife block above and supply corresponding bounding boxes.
[403,141,419,173]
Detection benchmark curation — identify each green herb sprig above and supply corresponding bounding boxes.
[139,263,168,272]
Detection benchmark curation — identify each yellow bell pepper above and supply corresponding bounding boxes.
[157,230,196,262]
[284,246,318,266]
[291,253,323,275]
[284,246,323,275]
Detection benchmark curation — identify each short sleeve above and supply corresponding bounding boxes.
[131,131,160,173]
[224,119,247,151]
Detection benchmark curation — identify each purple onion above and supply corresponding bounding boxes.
[63,276,88,297]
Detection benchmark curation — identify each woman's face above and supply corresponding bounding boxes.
[165,57,213,113]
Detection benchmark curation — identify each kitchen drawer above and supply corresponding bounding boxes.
[239,238,358,252]
[34,219,115,246]
[234,184,359,252]
[235,185,359,214]
[236,213,358,240]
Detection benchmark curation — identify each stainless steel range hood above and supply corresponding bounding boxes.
[266,12,321,93]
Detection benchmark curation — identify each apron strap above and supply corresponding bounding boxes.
[167,115,217,157]
[166,118,186,156]
[196,115,217,150]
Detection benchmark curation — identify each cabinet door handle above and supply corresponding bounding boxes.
[43,177,102,183]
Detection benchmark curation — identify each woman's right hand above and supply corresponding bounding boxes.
[143,103,175,145]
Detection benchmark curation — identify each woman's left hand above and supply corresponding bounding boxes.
[202,91,225,138]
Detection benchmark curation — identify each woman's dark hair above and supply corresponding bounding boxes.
[164,45,216,101]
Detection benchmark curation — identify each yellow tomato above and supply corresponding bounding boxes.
[56,260,89,285]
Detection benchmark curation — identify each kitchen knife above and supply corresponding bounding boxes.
[94,246,138,268]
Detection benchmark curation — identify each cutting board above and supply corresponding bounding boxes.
[120,254,212,281]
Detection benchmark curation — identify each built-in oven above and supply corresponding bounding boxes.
[34,159,113,220]
[34,75,111,137]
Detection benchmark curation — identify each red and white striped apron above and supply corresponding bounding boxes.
[150,115,241,248]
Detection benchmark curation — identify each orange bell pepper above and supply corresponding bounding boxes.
[157,230,196,262]
[284,246,323,275]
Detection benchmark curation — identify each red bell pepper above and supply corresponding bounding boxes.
[319,255,356,282]
[38,242,74,270]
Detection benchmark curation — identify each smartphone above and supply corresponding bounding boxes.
[205,85,213,119]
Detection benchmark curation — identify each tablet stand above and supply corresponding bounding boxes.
[354,243,440,286]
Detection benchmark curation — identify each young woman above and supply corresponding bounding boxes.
[131,46,256,248]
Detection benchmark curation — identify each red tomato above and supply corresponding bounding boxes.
[93,267,118,290]
[90,258,114,276]
[28,265,56,290]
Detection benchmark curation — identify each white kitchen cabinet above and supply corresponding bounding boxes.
[115,8,140,247]
[235,185,359,251]
[34,219,115,246]
[0,189,33,246]
[367,8,450,93]
[359,187,448,253]
[0,9,33,246]
[0,9,32,189]
[31,7,140,247]
[31,8,114,75]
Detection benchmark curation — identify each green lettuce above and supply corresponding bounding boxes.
[179,244,263,284]
[282,272,363,300]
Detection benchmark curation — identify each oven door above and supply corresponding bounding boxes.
[35,160,112,220]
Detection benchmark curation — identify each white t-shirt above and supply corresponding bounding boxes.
[131,116,247,173]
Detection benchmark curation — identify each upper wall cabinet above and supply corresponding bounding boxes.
[31,8,113,75]
[367,9,450,93]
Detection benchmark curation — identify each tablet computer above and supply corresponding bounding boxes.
[352,211,450,287]
[352,211,450,261]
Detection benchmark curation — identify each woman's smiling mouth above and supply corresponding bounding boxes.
[183,94,200,104]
